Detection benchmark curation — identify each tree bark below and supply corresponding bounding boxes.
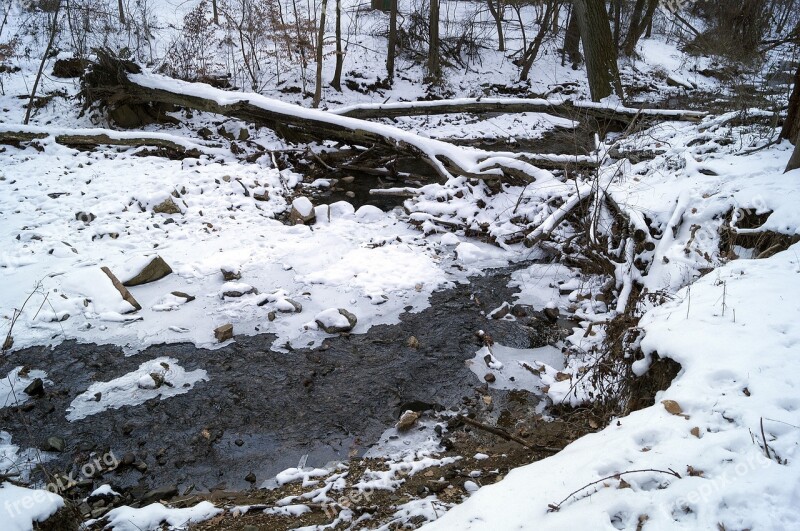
[785,66,800,172]
[427,0,440,81]
[331,0,343,91]
[622,0,658,56]
[573,0,623,101]
[313,0,328,107]
[563,6,582,67]
[117,0,126,25]
[24,0,61,125]
[519,0,558,82]
[486,0,505,52]
[211,0,219,25]
[387,0,398,80]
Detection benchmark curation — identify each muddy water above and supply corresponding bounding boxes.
[0,267,559,495]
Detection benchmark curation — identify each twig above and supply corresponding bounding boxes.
[760,417,772,460]
[457,415,561,453]
[548,468,682,512]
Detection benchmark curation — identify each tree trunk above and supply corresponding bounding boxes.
[622,0,658,56]
[486,0,505,52]
[519,0,558,82]
[25,0,61,125]
[613,0,621,48]
[331,0,343,91]
[211,0,219,25]
[573,0,623,101]
[785,66,800,172]
[563,7,582,67]
[387,0,397,80]
[313,0,328,107]
[427,0,440,81]
[117,0,125,25]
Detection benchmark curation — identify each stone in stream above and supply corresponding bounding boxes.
[484,373,496,383]
[24,378,44,397]
[45,436,65,452]
[140,485,178,505]
[100,267,141,312]
[315,308,357,333]
[122,255,173,286]
[214,323,234,342]
[396,410,420,432]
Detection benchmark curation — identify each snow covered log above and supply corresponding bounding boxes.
[0,124,223,157]
[78,51,575,182]
[331,98,709,125]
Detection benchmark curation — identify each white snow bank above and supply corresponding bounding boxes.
[104,501,221,531]
[66,357,208,421]
[424,244,800,530]
[0,483,63,531]
[1,367,49,409]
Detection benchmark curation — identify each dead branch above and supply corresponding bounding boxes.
[457,415,562,453]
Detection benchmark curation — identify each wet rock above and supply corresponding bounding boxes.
[140,485,178,505]
[221,267,241,281]
[489,302,511,319]
[245,472,256,483]
[152,197,182,215]
[214,324,234,342]
[340,175,355,184]
[24,378,44,397]
[45,436,65,452]
[171,291,195,302]
[123,255,173,286]
[267,311,276,322]
[483,373,496,383]
[100,267,141,312]
[395,410,420,432]
[137,374,158,390]
[315,308,357,333]
[253,189,269,201]
[406,336,420,349]
[543,304,559,323]
[221,283,257,298]
[277,298,303,313]
[289,196,316,225]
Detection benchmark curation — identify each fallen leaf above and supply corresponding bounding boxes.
[554,372,571,382]
[690,427,701,438]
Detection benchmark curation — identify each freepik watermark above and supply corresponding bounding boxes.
[3,450,120,518]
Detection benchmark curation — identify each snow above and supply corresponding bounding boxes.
[292,196,314,217]
[104,501,222,531]
[90,484,120,497]
[0,367,49,409]
[313,308,351,331]
[66,357,208,421]
[0,483,64,531]
[424,252,800,528]
[468,344,564,392]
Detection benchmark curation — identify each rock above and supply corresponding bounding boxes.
[152,197,182,215]
[253,189,269,201]
[221,283,257,298]
[45,436,65,452]
[214,323,233,342]
[171,291,195,302]
[140,485,178,505]
[340,175,355,184]
[543,304,559,323]
[396,410,420,432]
[277,298,302,313]
[123,255,173,286]
[484,373,496,383]
[406,336,420,349]
[137,374,158,390]
[267,311,276,322]
[315,308,357,333]
[221,267,241,281]
[489,302,510,319]
[245,472,256,483]
[75,211,96,223]
[24,378,44,397]
[100,267,141,312]
[289,196,316,225]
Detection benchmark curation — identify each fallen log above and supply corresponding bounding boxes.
[80,50,552,183]
[0,123,225,157]
[331,98,708,125]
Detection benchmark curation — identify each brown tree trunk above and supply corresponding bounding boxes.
[117,0,126,25]
[387,0,398,80]
[785,66,800,172]
[313,0,328,107]
[519,0,558,81]
[25,0,61,124]
[331,0,343,91]
[427,0,440,81]
[563,7,582,66]
[573,0,623,101]
[486,0,505,52]
[211,0,219,25]
[623,0,657,55]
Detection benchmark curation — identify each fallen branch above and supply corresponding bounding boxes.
[457,415,562,453]
[524,183,595,247]
[331,98,708,125]
[547,468,682,512]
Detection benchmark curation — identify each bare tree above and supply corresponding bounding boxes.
[519,0,560,81]
[331,0,343,90]
[573,0,623,101]
[486,0,504,52]
[427,0,440,81]
[117,0,125,25]
[622,0,659,56]
[313,0,328,106]
[25,0,62,124]
[784,66,800,172]
[387,0,397,80]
